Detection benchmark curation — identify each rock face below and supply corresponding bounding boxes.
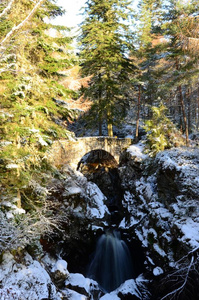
[156,148,199,205]
[118,146,199,299]
[42,166,110,275]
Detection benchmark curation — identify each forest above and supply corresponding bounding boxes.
[0,0,199,299]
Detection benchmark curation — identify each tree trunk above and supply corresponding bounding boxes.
[178,85,189,146]
[197,87,199,129]
[107,108,113,137]
[98,74,103,136]
[176,58,189,146]
[187,88,191,132]
[99,120,102,136]
[135,84,141,142]
[17,189,21,209]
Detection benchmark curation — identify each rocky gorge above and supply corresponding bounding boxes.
[0,143,199,300]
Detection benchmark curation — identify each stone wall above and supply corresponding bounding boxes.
[47,137,132,170]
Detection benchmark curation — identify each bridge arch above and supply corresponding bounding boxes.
[47,137,132,170]
[77,149,118,172]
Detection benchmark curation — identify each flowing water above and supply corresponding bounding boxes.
[87,230,134,293]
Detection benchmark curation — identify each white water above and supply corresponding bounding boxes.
[87,230,134,293]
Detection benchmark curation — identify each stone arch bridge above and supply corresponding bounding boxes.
[48,137,133,170]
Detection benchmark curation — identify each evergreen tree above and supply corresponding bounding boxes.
[133,0,164,140]
[161,0,199,144]
[143,102,184,156]
[0,0,77,195]
[137,0,163,49]
[79,0,134,136]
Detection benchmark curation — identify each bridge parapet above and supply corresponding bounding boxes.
[47,137,133,170]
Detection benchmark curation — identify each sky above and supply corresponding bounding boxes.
[53,0,86,28]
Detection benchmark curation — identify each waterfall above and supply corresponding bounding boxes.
[87,230,134,293]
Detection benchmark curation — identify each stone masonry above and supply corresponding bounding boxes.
[47,137,133,170]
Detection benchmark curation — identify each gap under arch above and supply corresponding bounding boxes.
[77,149,118,172]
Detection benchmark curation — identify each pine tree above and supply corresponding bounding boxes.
[0,0,77,194]
[143,102,184,156]
[79,0,134,136]
[137,0,163,49]
[161,0,199,145]
[132,0,164,140]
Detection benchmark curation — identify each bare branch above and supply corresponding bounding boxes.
[0,0,14,18]
[0,0,46,47]
[160,251,199,300]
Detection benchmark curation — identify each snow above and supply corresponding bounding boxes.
[65,273,98,294]
[153,243,166,257]
[86,182,109,218]
[127,143,147,160]
[0,287,23,300]
[6,163,19,169]
[51,259,69,277]
[65,273,99,299]
[119,218,126,229]
[62,289,87,300]
[134,147,199,255]
[91,225,104,231]
[67,186,82,195]
[146,256,155,266]
[1,145,199,299]
[148,228,158,239]
[0,252,60,300]
[195,176,199,184]
[99,279,142,300]
[1,201,26,219]
[62,171,109,219]
[176,218,199,248]
[153,267,164,276]
[100,293,120,300]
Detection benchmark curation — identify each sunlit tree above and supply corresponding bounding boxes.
[79,0,134,136]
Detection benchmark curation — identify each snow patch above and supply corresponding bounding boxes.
[153,267,164,276]
[153,243,166,257]
[86,182,109,218]
[51,259,69,276]
[99,279,142,300]
[0,252,59,300]
[177,218,199,248]
[127,143,147,160]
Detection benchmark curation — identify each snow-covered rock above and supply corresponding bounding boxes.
[0,252,60,300]
[99,276,149,300]
[65,273,100,298]
[127,143,147,161]
[51,259,70,287]
[119,146,199,273]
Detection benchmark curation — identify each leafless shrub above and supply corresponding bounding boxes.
[154,247,199,300]
[0,198,68,253]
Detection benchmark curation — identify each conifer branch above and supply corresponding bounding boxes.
[0,0,14,18]
[0,0,46,47]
